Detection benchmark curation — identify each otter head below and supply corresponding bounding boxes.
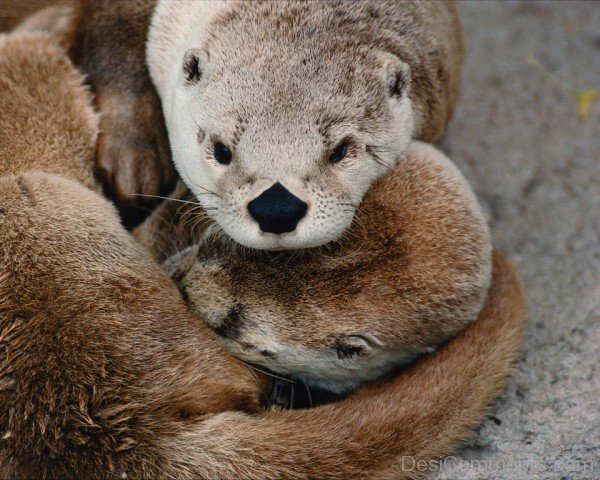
[166,24,413,250]
[164,244,420,394]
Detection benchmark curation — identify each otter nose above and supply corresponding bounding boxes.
[247,182,307,234]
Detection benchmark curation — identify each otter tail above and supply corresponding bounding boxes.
[161,251,526,480]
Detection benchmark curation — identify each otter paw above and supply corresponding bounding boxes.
[95,92,177,226]
[163,246,238,326]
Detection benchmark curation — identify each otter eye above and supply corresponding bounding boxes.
[329,142,347,164]
[335,335,372,360]
[214,142,232,165]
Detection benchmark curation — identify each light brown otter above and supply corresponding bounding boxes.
[0,16,525,480]
[0,29,262,477]
[148,0,465,250]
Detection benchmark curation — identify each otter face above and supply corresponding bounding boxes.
[166,37,413,250]
[164,246,418,394]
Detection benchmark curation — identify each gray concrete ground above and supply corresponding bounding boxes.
[430,1,599,479]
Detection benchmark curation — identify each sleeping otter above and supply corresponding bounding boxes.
[157,141,492,394]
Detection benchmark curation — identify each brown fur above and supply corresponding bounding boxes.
[0,10,524,480]
[0,0,176,225]
[0,31,262,478]
[0,0,58,31]
[0,32,96,189]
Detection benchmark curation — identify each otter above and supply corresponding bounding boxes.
[0,12,526,479]
[0,27,262,477]
[143,0,484,393]
[147,0,464,250]
[158,142,492,394]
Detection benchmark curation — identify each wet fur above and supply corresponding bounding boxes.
[0,5,525,479]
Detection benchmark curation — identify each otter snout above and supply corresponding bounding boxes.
[247,182,307,234]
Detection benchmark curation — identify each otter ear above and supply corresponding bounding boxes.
[384,58,411,99]
[182,48,207,85]
[335,334,375,360]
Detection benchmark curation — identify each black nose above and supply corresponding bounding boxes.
[247,182,308,234]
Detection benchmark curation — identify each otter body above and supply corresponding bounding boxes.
[0,30,263,478]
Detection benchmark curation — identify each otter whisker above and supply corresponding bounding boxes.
[189,213,216,237]
[188,180,222,198]
[240,361,297,383]
[366,144,395,172]
[177,164,223,199]
[187,104,202,131]
[129,193,205,207]
[245,364,274,408]
[302,379,313,409]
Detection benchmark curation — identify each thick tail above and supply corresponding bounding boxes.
[156,251,525,479]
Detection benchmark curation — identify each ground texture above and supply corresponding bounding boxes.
[430,2,599,479]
